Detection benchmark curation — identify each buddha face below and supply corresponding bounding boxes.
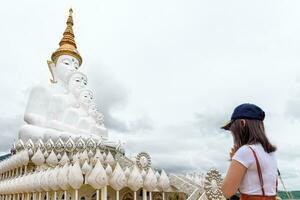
[95,112,104,125]
[88,104,99,117]
[79,90,94,107]
[55,55,80,82]
[68,72,88,97]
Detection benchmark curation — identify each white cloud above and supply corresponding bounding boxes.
[0,116,22,153]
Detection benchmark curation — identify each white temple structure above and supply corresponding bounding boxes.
[0,9,224,200]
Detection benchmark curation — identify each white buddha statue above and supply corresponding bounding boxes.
[19,9,85,142]
[62,89,93,133]
[45,71,88,130]
[20,56,82,142]
[89,105,108,138]
[76,104,108,139]
[19,8,108,142]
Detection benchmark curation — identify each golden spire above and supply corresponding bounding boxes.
[51,8,82,65]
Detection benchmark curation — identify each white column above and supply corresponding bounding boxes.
[101,186,107,200]
[54,192,57,200]
[46,192,49,200]
[143,189,147,200]
[149,192,152,200]
[162,192,165,200]
[134,192,137,200]
[101,188,104,200]
[96,190,99,200]
[116,191,119,200]
[75,190,78,200]
[38,193,41,200]
[64,191,67,200]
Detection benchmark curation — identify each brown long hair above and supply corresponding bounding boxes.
[229,119,276,153]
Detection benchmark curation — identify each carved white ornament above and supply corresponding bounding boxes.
[87,159,107,189]
[31,148,45,166]
[127,165,143,192]
[105,151,115,166]
[68,160,84,189]
[204,168,224,200]
[0,150,29,174]
[136,152,151,170]
[109,163,127,191]
[57,163,71,190]
[144,168,158,191]
[158,170,170,191]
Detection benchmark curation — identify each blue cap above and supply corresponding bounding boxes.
[222,103,265,130]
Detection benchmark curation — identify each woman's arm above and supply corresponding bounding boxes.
[221,160,247,199]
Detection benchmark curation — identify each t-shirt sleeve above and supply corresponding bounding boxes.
[232,145,255,168]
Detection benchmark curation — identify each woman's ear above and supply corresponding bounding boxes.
[240,119,246,127]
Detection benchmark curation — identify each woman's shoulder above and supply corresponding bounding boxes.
[232,145,255,168]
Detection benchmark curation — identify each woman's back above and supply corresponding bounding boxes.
[233,143,278,196]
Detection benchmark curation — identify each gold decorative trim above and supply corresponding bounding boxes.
[51,8,82,66]
[47,60,57,84]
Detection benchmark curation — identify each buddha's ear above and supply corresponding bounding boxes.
[47,60,57,84]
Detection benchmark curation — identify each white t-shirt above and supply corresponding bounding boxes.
[232,143,278,196]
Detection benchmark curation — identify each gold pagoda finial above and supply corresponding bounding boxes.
[51,8,82,65]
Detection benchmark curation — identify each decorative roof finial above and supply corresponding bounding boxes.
[51,8,82,66]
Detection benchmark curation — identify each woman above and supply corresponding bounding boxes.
[221,103,278,200]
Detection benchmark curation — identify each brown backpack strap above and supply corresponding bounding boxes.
[248,145,265,196]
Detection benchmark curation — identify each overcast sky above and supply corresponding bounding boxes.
[0,0,300,190]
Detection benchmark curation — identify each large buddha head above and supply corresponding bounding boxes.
[51,55,80,83]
